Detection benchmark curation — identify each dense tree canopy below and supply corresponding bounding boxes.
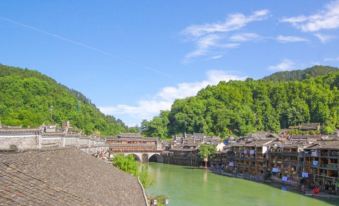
[0,64,127,136]
[262,65,338,81]
[143,68,339,138]
[141,111,169,138]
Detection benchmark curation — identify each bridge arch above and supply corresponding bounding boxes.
[149,153,164,163]
[110,152,162,163]
[110,153,143,162]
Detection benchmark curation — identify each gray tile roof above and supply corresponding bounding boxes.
[232,139,274,147]
[0,149,146,206]
[0,128,41,135]
[0,162,94,206]
[306,140,339,150]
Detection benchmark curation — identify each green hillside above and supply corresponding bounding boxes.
[0,64,127,136]
[142,67,339,138]
[263,65,338,81]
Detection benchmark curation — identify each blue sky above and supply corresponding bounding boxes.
[1,0,339,126]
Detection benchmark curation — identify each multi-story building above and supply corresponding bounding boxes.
[172,133,222,147]
[210,145,235,174]
[163,145,200,166]
[232,139,273,180]
[167,133,223,166]
[269,139,312,186]
[303,140,339,194]
[208,132,339,196]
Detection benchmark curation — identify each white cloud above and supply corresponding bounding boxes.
[220,43,240,48]
[268,59,296,71]
[184,34,222,59]
[184,39,239,61]
[196,34,221,48]
[281,0,339,32]
[182,10,269,60]
[229,33,260,42]
[314,33,336,43]
[276,35,308,43]
[210,55,223,60]
[183,10,269,37]
[99,70,245,126]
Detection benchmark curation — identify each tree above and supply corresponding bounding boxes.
[0,64,128,136]
[143,70,339,137]
[141,111,169,138]
[112,154,153,188]
[198,144,216,168]
[112,154,138,175]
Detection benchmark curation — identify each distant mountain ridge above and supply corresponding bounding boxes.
[262,65,338,81]
[142,65,339,138]
[0,64,127,136]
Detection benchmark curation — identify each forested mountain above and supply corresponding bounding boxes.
[0,64,127,135]
[142,68,339,138]
[263,65,338,81]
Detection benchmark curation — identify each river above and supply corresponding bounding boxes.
[146,163,339,206]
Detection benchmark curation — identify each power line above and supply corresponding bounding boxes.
[0,16,171,78]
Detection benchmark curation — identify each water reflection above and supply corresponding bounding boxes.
[146,163,339,206]
[203,169,208,183]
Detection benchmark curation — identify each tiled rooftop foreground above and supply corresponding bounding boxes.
[0,149,147,206]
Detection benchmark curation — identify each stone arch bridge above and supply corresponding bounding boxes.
[106,137,164,163]
[110,152,163,163]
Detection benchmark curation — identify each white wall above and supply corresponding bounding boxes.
[0,135,39,150]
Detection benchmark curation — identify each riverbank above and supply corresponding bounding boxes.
[146,163,339,206]
[209,168,339,201]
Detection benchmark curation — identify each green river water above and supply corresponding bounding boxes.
[146,163,339,206]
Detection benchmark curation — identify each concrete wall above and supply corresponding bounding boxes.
[0,135,39,150]
[78,138,90,147]
[0,134,109,155]
[41,136,63,148]
[80,146,109,155]
[64,137,78,146]
[41,136,107,149]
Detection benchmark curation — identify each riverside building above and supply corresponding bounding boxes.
[303,139,339,194]
[209,131,339,196]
